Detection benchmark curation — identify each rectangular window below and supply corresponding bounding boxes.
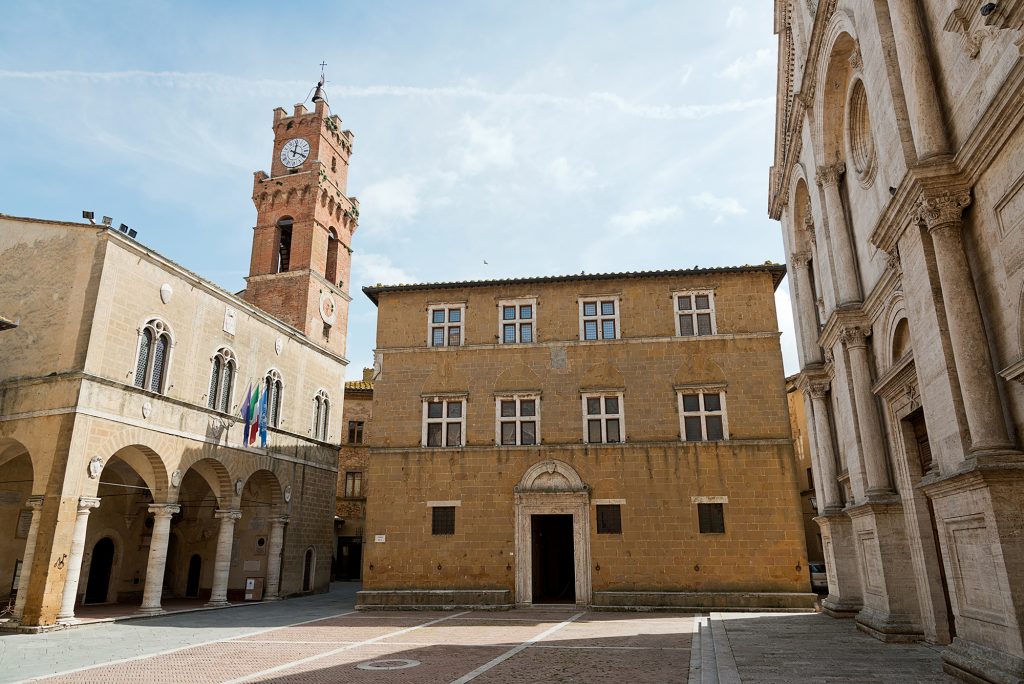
[596,504,622,534]
[422,398,466,447]
[675,291,716,337]
[347,420,364,444]
[495,395,540,446]
[698,503,725,534]
[582,393,624,444]
[678,390,728,441]
[579,297,620,340]
[498,299,537,344]
[432,506,456,535]
[428,304,465,347]
[343,471,362,497]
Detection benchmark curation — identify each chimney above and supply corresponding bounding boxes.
[362,367,374,383]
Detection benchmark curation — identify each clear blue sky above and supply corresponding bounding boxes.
[0,1,796,378]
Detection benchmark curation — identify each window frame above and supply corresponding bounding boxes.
[133,318,173,394]
[431,505,457,536]
[312,389,331,441]
[673,290,717,337]
[578,296,621,341]
[264,369,283,428]
[596,504,623,534]
[697,502,726,534]
[427,303,466,348]
[208,347,238,413]
[494,394,541,446]
[421,396,467,448]
[497,298,537,344]
[677,388,729,442]
[343,471,363,498]
[581,392,625,444]
[347,420,365,444]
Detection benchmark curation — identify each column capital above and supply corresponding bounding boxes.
[148,503,181,518]
[25,495,44,510]
[917,190,971,232]
[840,325,870,348]
[809,382,831,399]
[791,250,812,265]
[215,509,243,521]
[77,497,101,513]
[886,248,902,275]
[271,514,290,526]
[815,162,846,188]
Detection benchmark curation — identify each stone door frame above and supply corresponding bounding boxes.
[513,460,591,607]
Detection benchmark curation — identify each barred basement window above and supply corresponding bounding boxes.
[496,395,539,446]
[208,348,237,413]
[675,291,716,337]
[432,506,456,535]
[582,393,623,443]
[423,398,466,447]
[579,297,620,340]
[498,299,536,344]
[678,390,728,441]
[697,503,725,534]
[134,319,172,394]
[348,420,365,444]
[428,304,465,347]
[264,369,283,428]
[596,504,622,534]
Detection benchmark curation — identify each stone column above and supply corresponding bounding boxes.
[57,497,101,623]
[206,509,242,607]
[790,250,824,365]
[887,0,949,160]
[842,326,893,496]
[808,383,843,511]
[13,496,45,621]
[815,163,861,305]
[264,515,289,600]
[138,503,180,615]
[919,191,1014,454]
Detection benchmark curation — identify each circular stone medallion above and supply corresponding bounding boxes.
[356,659,421,671]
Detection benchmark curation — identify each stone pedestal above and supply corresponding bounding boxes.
[816,511,862,617]
[138,504,181,615]
[57,497,101,624]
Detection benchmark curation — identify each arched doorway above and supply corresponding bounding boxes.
[302,547,315,592]
[185,555,202,598]
[84,538,115,604]
[0,442,35,607]
[514,460,591,606]
[236,470,284,600]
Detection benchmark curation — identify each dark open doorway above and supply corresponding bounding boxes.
[531,514,575,604]
[185,554,202,598]
[336,537,362,580]
[84,537,114,604]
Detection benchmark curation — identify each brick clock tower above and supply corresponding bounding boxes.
[244,82,358,359]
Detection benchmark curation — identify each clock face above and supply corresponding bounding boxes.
[280,138,310,168]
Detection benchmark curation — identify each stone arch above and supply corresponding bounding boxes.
[814,11,860,165]
[882,294,912,367]
[673,356,726,386]
[517,459,587,493]
[90,431,173,498]
[495,363,542,392]
[179,456,233,506]
[80,528,124,605]
[791,175,815,252]
[240,468,284,511]
[0,437,41,493]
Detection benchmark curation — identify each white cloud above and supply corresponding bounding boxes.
[679,65,694,86]
[689,191,747,223]
[609,206,682,235]
[775,282,800,375]
[720,48,774,80]
[353,252,414,287]
[459,116,515,174]
[545,156,597,193]
[359,176,422,223]
[726,6,748,28]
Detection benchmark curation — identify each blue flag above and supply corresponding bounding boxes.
[258,385,268,448]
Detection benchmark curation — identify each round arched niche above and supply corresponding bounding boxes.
[846,78,877,188]
[892,318,911,362]
[516,459,587,493]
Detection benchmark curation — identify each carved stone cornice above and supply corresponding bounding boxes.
[808,381,831,399]
[815,162,846,188]
[886,248,902,275]
[796,82,816,110]
[848,47,863,73]
[918,190,972,232]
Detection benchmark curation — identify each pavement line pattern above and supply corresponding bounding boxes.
[448,611,585,684]
[11,610,357,684]
[219,610,472,684]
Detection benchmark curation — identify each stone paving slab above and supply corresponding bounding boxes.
[234,613,447,643]
[377,619,562,646]
[471,642,693,683]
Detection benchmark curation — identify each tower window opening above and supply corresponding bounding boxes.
[276,219,293,273]
[326,228,340,285]
[332,156,337,172]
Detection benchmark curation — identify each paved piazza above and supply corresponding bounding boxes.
[0,585,950,683]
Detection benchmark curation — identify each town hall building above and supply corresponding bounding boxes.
[0,84,358,627]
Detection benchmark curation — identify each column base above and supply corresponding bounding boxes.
[136,606,166,616]
[56,616,81,625]
[204,600,231,608]
[942,637,1024,684]
[821,596,860,618]
[855,608,924,643]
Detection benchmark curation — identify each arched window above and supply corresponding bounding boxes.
[325,228,340,285]
[312,389,330,441]
[264,369,283,428]
[302,546,316,592]
[208,348,236,413]
[134,319,172,393]
[276,217,293,273]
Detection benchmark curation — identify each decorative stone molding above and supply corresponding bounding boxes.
[840,325,869,348]
[515,459,589,493]
[815,162,846,188]
[797,83,816,110]
[87,457,103,479]
[214,508,243,521]
[944,5,999,58]
[886,248,902,275]
[77,497,101,513]
[848,47,863,73]
[791,250,813,265]
[170,470,182,488]
[918,191,972,232]
[808,382,831,399]
[149,503,181,519]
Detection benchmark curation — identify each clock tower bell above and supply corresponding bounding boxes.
[244,80,357,359]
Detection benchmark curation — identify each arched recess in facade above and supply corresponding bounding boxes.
[513,459,591,608]
[0,438,38,612]
[233,468,285,599]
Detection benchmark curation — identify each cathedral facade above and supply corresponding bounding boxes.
[0,92,357,627]
[770,2,1024,682]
